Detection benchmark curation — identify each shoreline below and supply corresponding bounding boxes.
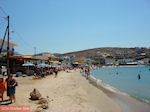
[102,64,149,68]
[90,65,150,104]
[84,73,150,112]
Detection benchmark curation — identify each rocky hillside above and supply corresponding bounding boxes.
[56,47,150,61]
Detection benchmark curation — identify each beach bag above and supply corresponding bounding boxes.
[15,82,18,87]
[13,79,18,87]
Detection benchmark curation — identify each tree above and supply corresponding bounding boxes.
[72,57,85,63]
[92,61,99,65]
[48,56,56,61]
[0,53,7,66]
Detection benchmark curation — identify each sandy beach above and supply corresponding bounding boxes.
[2,70,150,112]
[2,70,120,112]
[1,1,150,112]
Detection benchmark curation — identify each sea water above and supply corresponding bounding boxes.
[91,66,150,103]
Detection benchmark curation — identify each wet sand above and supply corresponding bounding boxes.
[87,74,150,112]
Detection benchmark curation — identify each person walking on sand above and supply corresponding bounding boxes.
[0,76,6,102]
[8,75,17,103]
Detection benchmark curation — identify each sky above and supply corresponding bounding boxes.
[0,0,150,54]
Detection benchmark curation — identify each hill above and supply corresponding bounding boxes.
[56,47,150,61]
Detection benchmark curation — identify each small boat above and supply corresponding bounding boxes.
[149,69,150,71]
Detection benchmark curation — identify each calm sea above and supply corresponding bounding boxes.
[91,66,150,103]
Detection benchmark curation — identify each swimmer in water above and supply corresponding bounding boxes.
[138,74,141,80]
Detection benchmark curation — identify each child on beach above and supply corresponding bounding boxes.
[8,75,17,103]
[0,76,6,102]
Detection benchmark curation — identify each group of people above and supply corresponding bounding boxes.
[33,66,59,78]
[79,66,91,79]
[0,65,93,105]
[0,74,17,104]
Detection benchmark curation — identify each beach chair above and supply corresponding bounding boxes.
[26,70,35,76]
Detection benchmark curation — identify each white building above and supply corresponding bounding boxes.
[33,52,50,60]
[139,58,150,65]
[105,58,116,65]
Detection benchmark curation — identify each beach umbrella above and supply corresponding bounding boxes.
[22,62,35,66]
[22,62,35,72]
[57,65,61,68]
[46,64,51,67]
[51,64,57,67]
[37,63,47,67]
[37,63,49,72]
[73,62,79,65]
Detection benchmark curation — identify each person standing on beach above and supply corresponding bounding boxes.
[8,75,17,103]
[54,67,58,78]
[5,74,11,99]
[0,76,6,102]
[85,67,90,79]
